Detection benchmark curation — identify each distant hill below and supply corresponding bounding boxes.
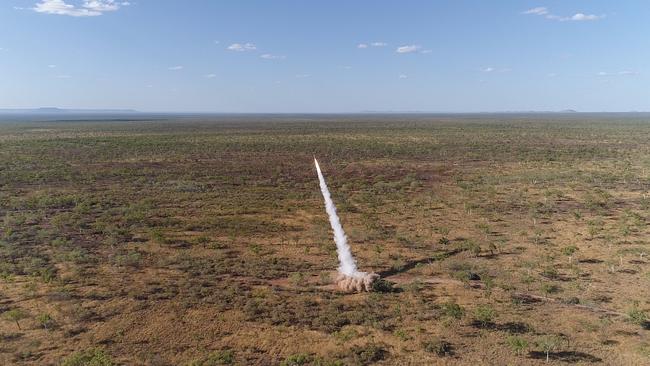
[0,107,139,114]
[358,110,584,114]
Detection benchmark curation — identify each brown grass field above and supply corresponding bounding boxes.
[0,114,649,365]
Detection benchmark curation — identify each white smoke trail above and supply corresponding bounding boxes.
[314,158,359,276]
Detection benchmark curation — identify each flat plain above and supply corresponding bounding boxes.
[0,114,649,365]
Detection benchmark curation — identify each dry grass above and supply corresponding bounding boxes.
[0,114,649,365]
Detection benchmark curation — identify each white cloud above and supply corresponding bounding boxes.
[482,66,510,73]
[398,74,408,79]
[32,0,128,17]
[420,49,432,54]
[523,7,604,22]
[396,45,421,54]
[295,74,310,78]
[48,64,57,68]
[83,0,120,12]
[227,43,256,52]
[598,70,639,76]
[214,40,220,44]
[204,73,217,78]
[359,42,388,48]
[570,13,603,21]
[523,7,548,15]
[260,54,286,60]
[168,65,183,70]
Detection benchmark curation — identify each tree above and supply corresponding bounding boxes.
[536,335,561,362]
[3,308,28,330]
[562,245,578,264]
[37,313,55,330]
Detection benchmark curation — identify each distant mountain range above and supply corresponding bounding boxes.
[0,107,139,114]
[359,109,581,114]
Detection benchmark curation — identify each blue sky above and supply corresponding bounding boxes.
[1,0,648,112]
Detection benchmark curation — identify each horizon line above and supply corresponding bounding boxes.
[1,108,650,115]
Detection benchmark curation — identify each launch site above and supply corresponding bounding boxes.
[1,1,649,365]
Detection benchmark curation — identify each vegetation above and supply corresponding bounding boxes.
[536,335,562,363]
[507,336,529,356]
[473,305,496,327]
[0,115,648,364]
[2,309,28,330]
[422,337,452,356]
[60,348,113,366]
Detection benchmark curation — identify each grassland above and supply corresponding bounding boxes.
[0,114,649,365]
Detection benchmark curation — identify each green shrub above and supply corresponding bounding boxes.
[280,353,311,366]
[473,305,495,326]
[540,266,559,279]
[507,336,529,355]
[393,329,410,341]
[441,300,464,320]
[627,305,648,326]
[371,279,395,293]
[561,246,578,257]
[61,348,113,366]
[540,283,560,296]
[422,337,452,356]
[289,272,305,286]
[460,240,481,257]
[349,343,387,365]
[333,328,357,343]
[114,251,142,268]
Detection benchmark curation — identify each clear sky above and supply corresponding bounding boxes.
[1,1,648,112]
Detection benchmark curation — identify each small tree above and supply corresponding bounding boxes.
[3,308,28,330]
[536,335,561,362]
[562,245,578,264]
[37,313,55,330]
[540,283,559,298]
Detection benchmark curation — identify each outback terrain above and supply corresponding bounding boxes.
[0,114,649,365]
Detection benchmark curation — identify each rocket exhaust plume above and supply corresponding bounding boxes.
[314,158,379,292]
[314,158,357,276]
